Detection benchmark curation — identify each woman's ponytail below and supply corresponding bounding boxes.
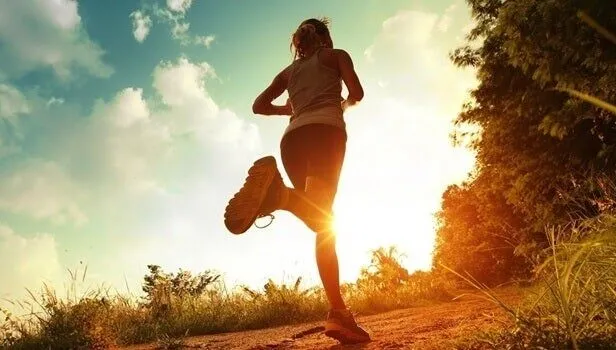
[290,18,332,59]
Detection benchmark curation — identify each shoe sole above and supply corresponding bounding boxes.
[324,324,371,345]
[224,156,277,235]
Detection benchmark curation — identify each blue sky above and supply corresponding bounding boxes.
[0,0,478,303]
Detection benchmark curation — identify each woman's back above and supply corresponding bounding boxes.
[287,48,343,117]
[250,18,363,120]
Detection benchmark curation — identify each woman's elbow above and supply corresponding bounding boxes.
[252,100,264,115]
[349,90,364,103]
[356,90,365,102]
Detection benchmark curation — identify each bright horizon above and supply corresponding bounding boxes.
[0,0,477,302]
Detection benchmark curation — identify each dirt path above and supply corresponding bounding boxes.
[124,288,524,350]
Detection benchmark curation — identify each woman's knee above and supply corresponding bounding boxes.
[303,211,333,233]
[303,176,336,232]
[305,176,335,206]
[315,229,336,249]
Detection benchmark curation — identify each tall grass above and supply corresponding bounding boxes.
[450,215,616,349]
[0,246,454,348]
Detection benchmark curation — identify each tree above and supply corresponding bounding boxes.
[357,246,410,291]
[142,265,220,310]
[434,178,533,284]
[434,0,616,283]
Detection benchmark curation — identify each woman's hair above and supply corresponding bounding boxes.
[291,17,332,59]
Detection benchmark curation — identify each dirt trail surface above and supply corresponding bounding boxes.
[123,288,523,350]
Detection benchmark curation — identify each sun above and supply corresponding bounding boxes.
[327,105,476,283]
[331,185,438,283]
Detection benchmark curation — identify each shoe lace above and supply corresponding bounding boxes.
[254,213,275,229]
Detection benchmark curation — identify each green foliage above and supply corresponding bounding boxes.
[434,0,616,284]
[345,247,455,313]
[0,247,451,348]
[0,274,120,350]
[141,264,220,318]
[435,179,534,285]
[143,265,220,300]
[239,277,328,328]
[357,247,412,290]
[451,214,616,349]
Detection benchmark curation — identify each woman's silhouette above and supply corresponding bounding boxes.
[224,18,369,344]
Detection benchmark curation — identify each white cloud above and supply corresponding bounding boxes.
[0,137,21,159]
[152,57,260,150]
[153,58,216,108]
[103,88,151,128]
[437,4,458,33]
[27,57,264,292]
[132,1,213,47]
[167,0,193,13]
[44,88,168,197]
[0,0,113,79]
[46,96,65,108]
[0,109,22,158]
[195,35,215,48]
[52,55,262,295]
[363,9,441,63]
[87,88,171,193]
[0,160,87,226]
[39,0,80,30]
[437,15,452,33]
[0,84,30,121]
[44,57,258,200]
[151,7,191,45]
[130,10,153,43]
[0,224,63,301]
[363,4,476,116]
[171,21,191,44]
[381,10,438,46]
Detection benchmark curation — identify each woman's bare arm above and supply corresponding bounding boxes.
[335,49,364,110]
[252,69,292,116]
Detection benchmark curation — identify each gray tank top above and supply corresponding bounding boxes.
[284,48,345,136]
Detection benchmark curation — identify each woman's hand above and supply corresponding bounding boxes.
[269,98,292,116]
[341,99,350,111]
[341,99,358,112]
[254,99,292,116]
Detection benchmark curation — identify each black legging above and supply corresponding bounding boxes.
[280,124,346,196]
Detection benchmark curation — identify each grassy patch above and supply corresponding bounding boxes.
[453,216,616,350]
[0,246,454,348]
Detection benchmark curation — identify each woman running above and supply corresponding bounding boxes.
[224,18,369,344]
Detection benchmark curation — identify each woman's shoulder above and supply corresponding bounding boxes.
[321,47,350,56]
[319,47,344,57]
[317,48,341,70]
[319,48,353,65]
[280,62,296,80]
